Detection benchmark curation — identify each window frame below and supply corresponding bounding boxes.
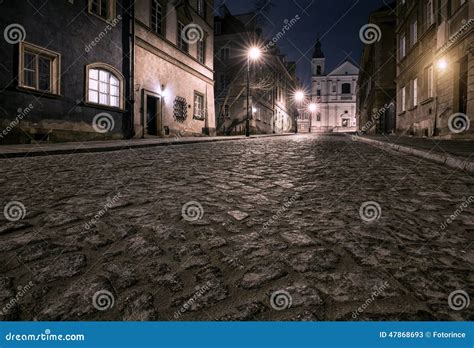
[197,37,206,64]
[177,21,189,53]
[412,78,418,107]
[401,86,406,112]
[412,20,418,45]
[85,63,125,110]
[400,34,406,58]
[151,0,166,36]
[18,42,61,95]
[193,91,205,120]
[427,65,434,98]
[341,83,351,94]
[88,0,116,22]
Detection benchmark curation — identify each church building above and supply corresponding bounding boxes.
[299,40,359,133]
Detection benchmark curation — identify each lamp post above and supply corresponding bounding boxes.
[294,90,305,133]
[246,47,262,137]
[309,102,318,133]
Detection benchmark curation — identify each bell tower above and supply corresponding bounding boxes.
[311,39,325,76]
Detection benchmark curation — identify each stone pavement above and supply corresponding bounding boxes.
[354,135,474,173]
[0,133,294,158]
[0,134,472,321]
[359,135,474,159]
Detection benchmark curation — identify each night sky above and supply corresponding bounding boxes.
[220,0,393,86]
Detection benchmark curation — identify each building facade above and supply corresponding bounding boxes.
[357,2,397,135]
[0,0,216,144]
[134,0,215,138]
[214,6,298,135]
[396,0,473,138]
[301,40,359,133]
[0,0,132,144]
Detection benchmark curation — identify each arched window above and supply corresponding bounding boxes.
[86,63,124,109]
[342,83,351,94]
[316,65,322,75]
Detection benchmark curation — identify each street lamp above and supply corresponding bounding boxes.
[294,90,305,103]
[437,58,448,71]
[308,103,318,133]
[246,46,262,137]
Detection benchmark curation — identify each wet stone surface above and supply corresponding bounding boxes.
[0,134,473,320]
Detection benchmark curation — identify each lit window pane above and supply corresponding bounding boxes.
[99,93,108,105]
[99,82,108,93]
[89,90,98,103]
[90,69,99,80]
[89,79,98,91]
[110,96,119,107]
[99,70,108,82]
[110,86,119,96]
[110,76,119,86]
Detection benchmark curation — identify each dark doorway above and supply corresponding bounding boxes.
[458,56,468,114]
[146,95,161,136]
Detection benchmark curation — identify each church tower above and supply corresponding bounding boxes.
[311,39,325,76]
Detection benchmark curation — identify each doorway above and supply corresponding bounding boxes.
[145,94,161,136]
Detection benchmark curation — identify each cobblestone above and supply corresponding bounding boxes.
[0,134,472,321]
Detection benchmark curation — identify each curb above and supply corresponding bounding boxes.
[351,135,474,174]
[0,133,296,159]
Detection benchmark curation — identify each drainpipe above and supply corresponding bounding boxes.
[128,0,135,139]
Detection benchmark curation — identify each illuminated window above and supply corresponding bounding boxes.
[86,63,123,108]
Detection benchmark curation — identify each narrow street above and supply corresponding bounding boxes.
[0,134,472,321]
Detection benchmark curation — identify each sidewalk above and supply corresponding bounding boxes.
[0,133,295,159]
[352,134,474,173]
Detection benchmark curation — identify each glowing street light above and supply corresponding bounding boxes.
[248,47,262,61]
[294,91,305,102]
[246,46,263,137]
[309,103,318,113]
[437,58,448,71]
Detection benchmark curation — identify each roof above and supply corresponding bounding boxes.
[327,60,359,76]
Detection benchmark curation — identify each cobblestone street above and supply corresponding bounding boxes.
[0,134,473,321]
